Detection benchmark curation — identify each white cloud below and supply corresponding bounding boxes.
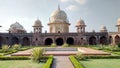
[66,5,78,11]
[75,0,87,5]
[60,0,69,2]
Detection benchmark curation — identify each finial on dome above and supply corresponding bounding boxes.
[58,4,60,10]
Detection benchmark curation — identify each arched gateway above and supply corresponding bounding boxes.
[22,37,30,46]
[0,36,3,47]
[67,37,74,45]
[56,38,64,45]
[45,38,53,45]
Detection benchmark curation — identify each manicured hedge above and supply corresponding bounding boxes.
[84,55,120,59]
[43,55,53,68]
[0,56,30,60]
[69,55,84,68]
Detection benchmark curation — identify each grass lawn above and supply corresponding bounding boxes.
[0,60,44,68]
[80,59,120,68]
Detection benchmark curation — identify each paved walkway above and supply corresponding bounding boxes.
[78,47,111,55]
[52,56,74,68]
[11,49,32,56]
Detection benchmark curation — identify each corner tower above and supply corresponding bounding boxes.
[76,18,86,33]
[116,18,120,32]
[48,5,70,33]
[33,19,43,33]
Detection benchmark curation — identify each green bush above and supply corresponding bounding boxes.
[2,45,10,52]
[51,43,57,47]
[18,48,30,51]
[62,43,69,47]
[12,44,21,50]
[4,50,18,55]
[0,56,30,60]
[76,52,86,60]
[43,55,53,68]
[31,48,44,63]
[69,55,84,68]
[118,43,120,48]
[0,54,4,56]
[84,55,120,59]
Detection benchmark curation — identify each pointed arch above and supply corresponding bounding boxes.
[115,35,120,45]
[22,37,30,46]
[67,37,74,45]
[0,36,3,47]
[56,38,64,45]
[89,36,96,45]
[100,36,107,45]
[45,38,53,45]
[11,37,19,45]
[109,36,112,44]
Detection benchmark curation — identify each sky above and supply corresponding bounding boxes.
[0,0,120,33]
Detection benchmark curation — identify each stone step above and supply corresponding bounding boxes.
[45,48,77,51]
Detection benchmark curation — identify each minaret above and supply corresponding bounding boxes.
[58,4,60,10]
[116,18,120,32]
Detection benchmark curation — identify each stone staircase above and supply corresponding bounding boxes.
[44,47,78,56]
[45,47,77,51]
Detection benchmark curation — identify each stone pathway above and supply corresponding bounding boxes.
[11,49,32,56]
[78,47,111,55]
[52,56,74,68]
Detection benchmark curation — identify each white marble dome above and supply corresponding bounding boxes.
[33,19,42,27]
[100,26,107,30]
[117,18,120,25]
[76,19,85,26]
[9,22,26,31]
[100,26,107,32]
[49,7,69,23]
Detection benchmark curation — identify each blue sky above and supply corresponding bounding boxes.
[0,0,120,33]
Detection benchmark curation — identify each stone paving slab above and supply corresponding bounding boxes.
[78,47,111,55]
[52,56,74,68]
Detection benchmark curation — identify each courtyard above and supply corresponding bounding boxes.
[0,45,120,68]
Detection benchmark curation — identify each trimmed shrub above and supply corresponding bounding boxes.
[62,43,69,47]
[31,48,44,63]
[118,43,120,48]
[2,45,10,52]
[84,55,120,59]
[69,55,84,68]
[76,52,86,60]
[51,43,57,47]
[12,44,21,50]
[0,56,30,60]
[43,55,53,68]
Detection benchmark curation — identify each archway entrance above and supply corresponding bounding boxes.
[89,36,96,45]
[109,36,112,44]
[45,38,53,45]
[22,37,30,46]
[115,35,120,45]
[56,38,63,45]
[11,37,19,45]
[67,37,74,45]
[0,36,3,47]
[100,36,107,45]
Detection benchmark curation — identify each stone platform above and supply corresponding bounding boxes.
[11,47,111,56]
